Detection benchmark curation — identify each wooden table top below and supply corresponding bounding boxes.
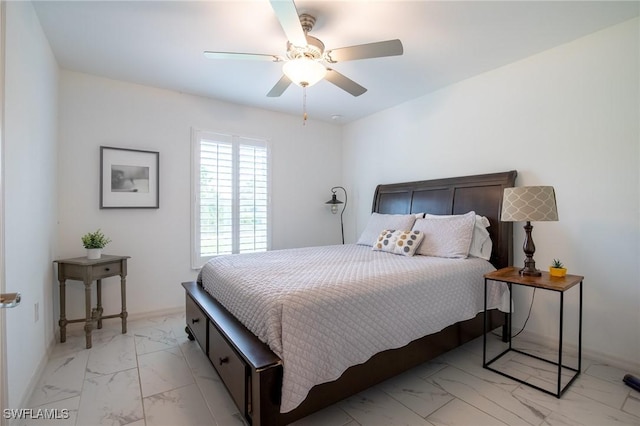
[485,266,584,292]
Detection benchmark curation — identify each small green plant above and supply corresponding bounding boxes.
[551,259,564,268]
[81,229,111,249]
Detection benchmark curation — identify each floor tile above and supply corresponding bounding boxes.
[429,365,549,425]
[569,372,631,410]
[585,362,638,386]
[138,346,194,397]
[128,312,184,333]
[28,350,90,407]
[48,333,88,359]
[489,351,576,393]
[378,370,454,418]
[194,375,246,426]
[20,396,80,426]
[143,383,216,426]
[122,420,145,426]
[513,384,640,426]
[443,346,523,392]
[290,404,356,426]
[339,387,433,426]
[76,368,143,426]
[413,359,448,380]
[428,398,507,426]
[165,313,190,337]
[622,392,640,417]
[134,326,178,355]
[462,328,505,357]
[85,333,137,378]
[178,338,218,380]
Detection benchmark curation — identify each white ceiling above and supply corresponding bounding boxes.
[33,1,639,124]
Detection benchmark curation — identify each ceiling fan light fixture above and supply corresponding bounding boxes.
[283,58,326,87]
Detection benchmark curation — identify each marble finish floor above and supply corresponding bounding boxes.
[21,312,640,426]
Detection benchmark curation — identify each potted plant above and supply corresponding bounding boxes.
[81,229,111,260]
[549,259,567,277]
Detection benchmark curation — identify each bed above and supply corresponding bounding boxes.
[182,170,517,425]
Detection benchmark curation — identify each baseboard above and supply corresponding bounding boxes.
[518,330,640,375]
[10,333,58,426]
[126,306,184,322]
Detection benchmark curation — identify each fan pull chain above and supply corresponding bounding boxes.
[302,85,308,125]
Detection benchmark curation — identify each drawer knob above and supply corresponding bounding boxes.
[191,318,200,324]
[105,268,110,272]
[219,356,229,365]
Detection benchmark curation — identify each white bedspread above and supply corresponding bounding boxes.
[198,244,505,413]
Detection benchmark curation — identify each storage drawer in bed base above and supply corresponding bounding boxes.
[209,323,248,412]
[182,281,283,425]
[185,294,207,353]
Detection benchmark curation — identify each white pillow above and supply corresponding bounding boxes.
[424,213,492,260]
[356,213,417,246]
[470,215,492,260]
[412,211,476,258]
[372,229,425,256]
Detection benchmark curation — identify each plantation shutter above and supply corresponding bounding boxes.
[199,135,234,256]
[238,138,268,253]
[192,130,270,267]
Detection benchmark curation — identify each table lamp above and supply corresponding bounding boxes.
[501,186,558,276]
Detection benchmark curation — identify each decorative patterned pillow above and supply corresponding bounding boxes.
[356,213,417,246]
[412,211,476,258]
[372,229,425,256]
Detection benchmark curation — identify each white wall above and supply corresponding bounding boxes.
[57,71,343,320]
[4,1,59,407]
[343,18,639,369]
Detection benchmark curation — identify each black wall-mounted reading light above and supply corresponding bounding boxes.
[325,186,347,244]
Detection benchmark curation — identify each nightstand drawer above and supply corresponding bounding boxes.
[59,261,122,281]
[91,261,122,279]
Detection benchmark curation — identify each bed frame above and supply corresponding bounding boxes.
[182,170,517,425]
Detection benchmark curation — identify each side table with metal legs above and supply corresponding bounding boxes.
[483,266,583,398]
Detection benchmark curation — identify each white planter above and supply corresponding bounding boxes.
[86,248,102,260]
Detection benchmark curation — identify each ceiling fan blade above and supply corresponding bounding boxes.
[325,69,367,97]
[325,39,403,63]
[269,0,307,47]
[266,75,292,97]
[204,51,283,62]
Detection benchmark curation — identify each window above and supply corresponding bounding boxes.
[191,129,270,268]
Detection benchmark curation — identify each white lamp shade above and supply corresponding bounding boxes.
[501,186,558,222]
[283,58,327,87]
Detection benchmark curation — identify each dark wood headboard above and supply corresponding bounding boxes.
[371,170,517,269]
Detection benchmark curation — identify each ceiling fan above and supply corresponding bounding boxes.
[203,0,404,98]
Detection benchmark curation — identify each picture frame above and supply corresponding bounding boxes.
[100,146,159,209]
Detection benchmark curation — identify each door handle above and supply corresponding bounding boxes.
[0,292,21,309]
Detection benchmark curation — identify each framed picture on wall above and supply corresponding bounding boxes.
[100,146,159,209]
